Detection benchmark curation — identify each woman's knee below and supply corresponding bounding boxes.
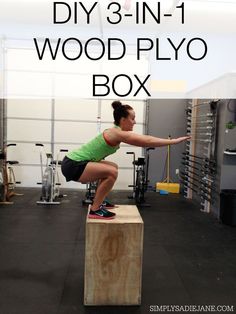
[110,161,118,170]
[108,166,118,181]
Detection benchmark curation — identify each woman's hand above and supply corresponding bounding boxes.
[173,136,191,144]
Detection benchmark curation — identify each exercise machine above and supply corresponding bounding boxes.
[0,144,22,204]
[35,143,68,205]
[127,147,154,204]
[82,181,98,205]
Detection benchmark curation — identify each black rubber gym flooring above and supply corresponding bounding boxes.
[0,188,236,314]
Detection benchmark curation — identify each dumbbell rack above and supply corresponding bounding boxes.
[181,99,219,213]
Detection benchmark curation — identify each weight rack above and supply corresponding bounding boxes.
[181,99,219,213]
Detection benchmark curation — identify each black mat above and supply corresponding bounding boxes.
[0,188,236,314]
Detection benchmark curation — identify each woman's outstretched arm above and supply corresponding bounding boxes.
[108,128,191,147]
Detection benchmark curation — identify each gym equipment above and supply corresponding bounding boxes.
[0,144,22,204]
[82,181,98,205]
[127,147,154,204]
[35,143,68,205]
[224,148,236,155]
[84,205,143,305]
[156,136,180,194]
[182,152,216,164]
[182,181,212,202]
[180,173,215,197]
[183,99,219,212]
[181,161,216,176]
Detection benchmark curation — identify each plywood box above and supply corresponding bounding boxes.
[84,205,144,306]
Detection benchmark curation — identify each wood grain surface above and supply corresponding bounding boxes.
[84,205,144,305]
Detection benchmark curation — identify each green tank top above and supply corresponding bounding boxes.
[67,131,120,162]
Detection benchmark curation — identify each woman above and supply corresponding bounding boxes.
[61,101,190,220]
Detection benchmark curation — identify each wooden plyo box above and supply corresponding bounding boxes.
[84,205,144,306]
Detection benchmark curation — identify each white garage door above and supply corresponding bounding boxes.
[4,43,148,190]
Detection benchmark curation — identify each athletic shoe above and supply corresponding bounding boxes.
[102,199,118,209]
[88,205,116,220]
